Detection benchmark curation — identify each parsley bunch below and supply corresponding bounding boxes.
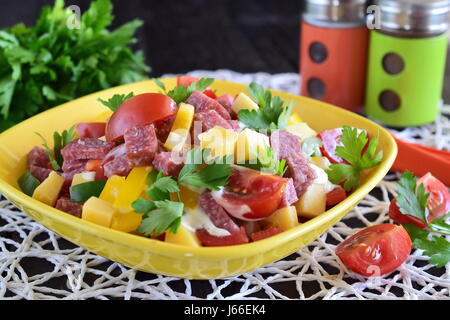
[36,126,76,171]
[395,171,450,267]
[0,0,150,131]
[132,148,233,237]
[326,126,383,192]
[237,82,295,131]
[153,78,214,104]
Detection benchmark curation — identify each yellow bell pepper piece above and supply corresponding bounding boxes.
[198,126,238,158]
[99,175,126,203]
[32,171,65,207]
[165,225,202,247]
[114,167,152,212]
[111,211,143,233]
[264,206,299,231]
[178,185,200,210]
[82,197,115,228]
[288,113,303,125]
[164,103,195,152]
[71,172,96,187]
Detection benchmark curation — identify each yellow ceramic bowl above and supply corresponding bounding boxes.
[0,79,397,280]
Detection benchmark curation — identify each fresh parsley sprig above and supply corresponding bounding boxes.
[395,171,450,267]
[98,92,134,112]
[326,126,383,192]
[35,126,76,171]
[241,145,287,177]
[237,82,295,131]
[152,78,214,104]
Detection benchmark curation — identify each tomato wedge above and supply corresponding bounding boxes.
[212,167,288,221]
[76,123,106,139]
[105,93,177,142]
[176,75,217,99]
[389,173,450,228]
[336,224,411,276]
[251,226,283,242]
[326,186,347,207]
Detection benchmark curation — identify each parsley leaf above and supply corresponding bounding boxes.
[98,92,134,112]
[326,126,383,192]
[396,171,429,223]
[137,201,184,237]
[0,0,150,132]
[162,78,214,105]
[237,82,295,132]
[178,148,233,191]
[241,145,287,176]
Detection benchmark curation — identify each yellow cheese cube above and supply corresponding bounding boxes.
[164,103,195,152]
[295,184,327,218]
[231,93,259,114]
[198,126,238,158]
[32,171,65,207]
[235,128,270,164]
[265,206,299,231]
[99,175,126,203]
[82,197,115,228]
[288,113,303,125]
[71,172,96,187]
[286,123,317,140]
[114,167,152,211]
[111,211,142,233]
[165,225,202,247]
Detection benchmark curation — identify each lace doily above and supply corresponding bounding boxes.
[1,70,449,300]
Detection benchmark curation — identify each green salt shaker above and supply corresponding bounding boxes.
[365,0,450,127]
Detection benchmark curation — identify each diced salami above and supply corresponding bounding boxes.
[102,145,132,178]
[55,196,82,218]
[228,120,241,132]
[124,124,158,167]
[27,147,51,169]
[186,91,231,120]
[280,178,298,207]
[195,110,232,133]
[29,165,52,182]
[61,138,115,161]
[196,192,249,246]
[62,159,88,173]
[154,115,176,142]
[251,226,283,242]
[152,152,185,178]
[216,94,235,116]
[270,130,316,197]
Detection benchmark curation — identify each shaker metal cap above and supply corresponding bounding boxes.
[303,0,367,28]
[375,0,450,34]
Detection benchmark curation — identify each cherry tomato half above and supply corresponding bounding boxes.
[326,186,347,207]
[251,226,283,242]
[176,75,217,99]
[213,167,288,221]
[76,123,106,139]
[336,224,412,277]
[105,93,177,142]
[389,173,450,228]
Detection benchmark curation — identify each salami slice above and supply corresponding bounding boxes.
[62,159,88,173]
[280,178,298,207]
[27,147,51,169]
[195,110,232,133]
[216,94,235,116]
[102,144,132,178]
[270,130,317,197]
[56,196,83,218]
[152,152,185,178]
[29,165,52,182]
[186,91,231,120]
[154,115,176,142]
[124,124,158,167]
[196,192,249,246]
[61,138,115,161]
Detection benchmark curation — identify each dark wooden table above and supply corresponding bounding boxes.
[0,0,448,300]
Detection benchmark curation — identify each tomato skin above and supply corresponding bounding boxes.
[196,227,249,247]
[177,75,199,87]
[318,128,346,164]
[85,159,103,172]
[389,199,428,229]
[203,88,217,99]
[336,224,412,277]
[105,93,177,142]
[76,123,106,139]
[326,186,347,207]
[213,167,288,221]
[251,226,283,242]
[417,173,450,222]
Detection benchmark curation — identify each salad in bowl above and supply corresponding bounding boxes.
[18,76,383,248]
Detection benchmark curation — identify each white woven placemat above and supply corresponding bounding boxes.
[0,70,449,300]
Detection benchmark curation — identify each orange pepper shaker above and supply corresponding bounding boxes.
[300,0,369,113]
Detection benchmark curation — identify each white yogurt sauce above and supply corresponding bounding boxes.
[309,163,337,192]
[182,205,231,237]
